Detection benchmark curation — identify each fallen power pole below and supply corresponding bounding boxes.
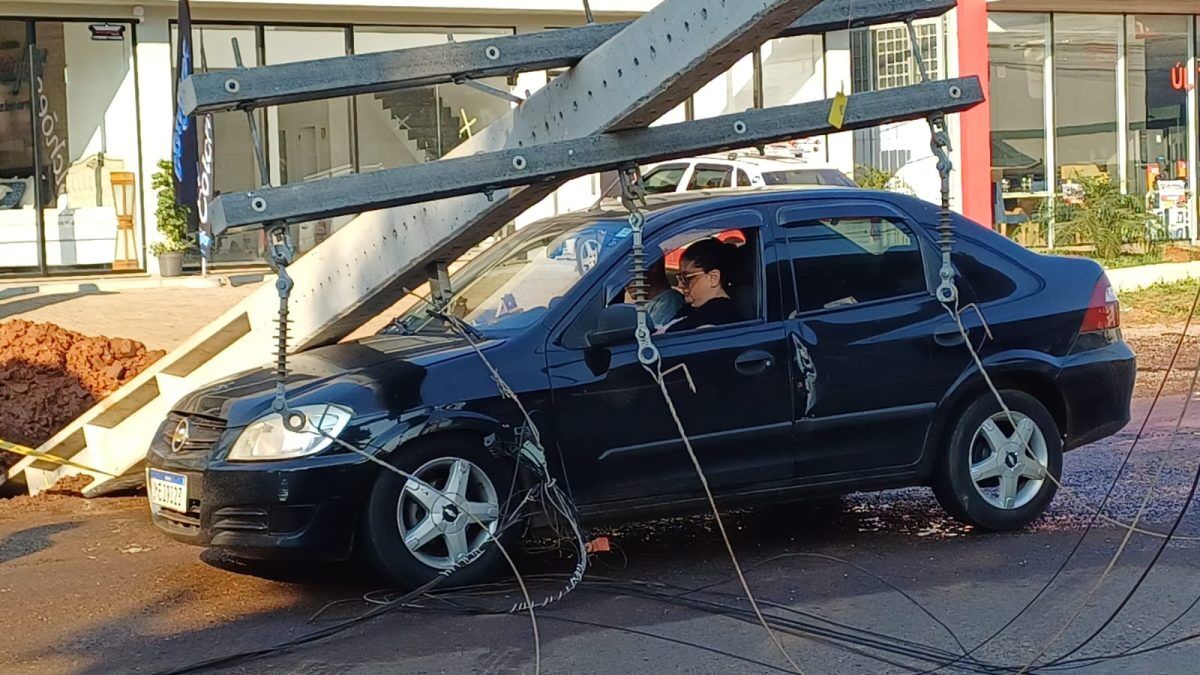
[7,0,982,498]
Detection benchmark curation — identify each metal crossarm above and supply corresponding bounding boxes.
[210,77,981,234]
[181,0,955,115]
[179,22,625,115]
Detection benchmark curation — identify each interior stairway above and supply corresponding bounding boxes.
[375,87,463,161]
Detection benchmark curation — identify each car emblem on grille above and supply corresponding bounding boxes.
[170,419,190,452]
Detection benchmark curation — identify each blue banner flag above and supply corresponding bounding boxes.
[172,0,199,206]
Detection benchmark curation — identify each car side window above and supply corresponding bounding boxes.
[560,219,764,348]
[736,170,752,187]
[782,214,927,314]
[642,165,687,195]
[687,164,733,190]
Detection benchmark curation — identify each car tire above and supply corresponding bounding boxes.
[361,433,519,589]
[933,390,1062,531]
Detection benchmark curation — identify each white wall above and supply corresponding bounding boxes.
[62,23,137,169]
[693,55,755,119]
[136,6,176,275]
[356,95,425,170]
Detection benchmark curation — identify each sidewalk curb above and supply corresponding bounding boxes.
[0,274,267,297]
[1108,261,1200,293]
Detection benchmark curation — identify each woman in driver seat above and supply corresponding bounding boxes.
[662,238,742,333]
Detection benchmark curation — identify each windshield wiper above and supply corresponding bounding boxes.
[424,307,488,342]
[378,314,419,336]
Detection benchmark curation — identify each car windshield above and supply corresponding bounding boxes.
[394,216,630,336]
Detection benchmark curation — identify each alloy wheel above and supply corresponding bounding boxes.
[396,457,500,570]
[968,411,1049,510]
[578,237,601,273]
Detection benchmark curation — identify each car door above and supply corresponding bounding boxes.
[774,200,966,478]
[545,208,795,506]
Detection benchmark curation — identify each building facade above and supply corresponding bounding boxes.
[4,0,1182,278]
[987,0,1200,249]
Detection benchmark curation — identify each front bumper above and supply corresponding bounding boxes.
[1057,340,1136,451]
[146,439,376,561]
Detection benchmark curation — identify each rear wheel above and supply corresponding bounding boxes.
[933,390,1062,531]
[362,434,517,589]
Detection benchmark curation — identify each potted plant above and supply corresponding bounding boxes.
[150,159,191,277]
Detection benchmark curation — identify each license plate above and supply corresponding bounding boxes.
[148,468,188,512]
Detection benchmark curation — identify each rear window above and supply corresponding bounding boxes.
[762,170,853,187]
[781,215,927,313]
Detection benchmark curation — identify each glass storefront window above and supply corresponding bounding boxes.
[989,13,1050,244]
[34,20,141,269]
[1054,15,1121,190]
[352,27,513,170]
[850,20,946,205]
[0,20,38,271]
[173,25,265,265]
[692,54,755,119]
[1128,15,1191,240]
[761,35,826,162]
[264,26,353,254]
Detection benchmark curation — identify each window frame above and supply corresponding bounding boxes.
[556,209,770,349]
[776,202,933,319]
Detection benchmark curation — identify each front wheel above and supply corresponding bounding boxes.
[933,390,1062,531]
[361,434,517,589]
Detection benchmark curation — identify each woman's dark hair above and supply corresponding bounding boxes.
[680,238,736,288]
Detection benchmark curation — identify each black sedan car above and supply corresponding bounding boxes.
[147,188,1135,587]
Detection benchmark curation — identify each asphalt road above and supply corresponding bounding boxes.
[2,395,1199,674]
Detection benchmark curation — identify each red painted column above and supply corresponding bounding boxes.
[957,0,992,226]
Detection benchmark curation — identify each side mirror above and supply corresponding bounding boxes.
[586,304,637,348]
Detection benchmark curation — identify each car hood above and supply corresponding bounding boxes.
[171,333,491,426]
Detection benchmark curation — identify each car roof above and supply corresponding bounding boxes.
[582,186,893,223]
[648,155,840,172]
[711,155,838,171]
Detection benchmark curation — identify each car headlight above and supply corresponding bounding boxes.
[227,404,353,462]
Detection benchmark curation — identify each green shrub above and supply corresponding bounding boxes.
[150,159,192,256]
[1045,174,1165,260]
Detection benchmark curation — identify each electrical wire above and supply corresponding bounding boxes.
[1039,303,1200,667]
[157,557,480,674]
[614,162,804,674]
[1021,281,1200,672]
[426,306,591,614]
[907,291,1200,675]
[541,615,794,673]
[413,572,986,673]
[677,551,970,657]
[160,418,543,675]
[644,358,806,674]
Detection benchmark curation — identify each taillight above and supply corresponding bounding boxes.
[1080,275,1120,333]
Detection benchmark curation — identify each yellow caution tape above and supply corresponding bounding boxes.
[0,439,117,477]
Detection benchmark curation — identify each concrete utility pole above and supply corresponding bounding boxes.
[4,0,979,497]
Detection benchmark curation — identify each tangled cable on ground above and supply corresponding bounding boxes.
[934,284,1200,674]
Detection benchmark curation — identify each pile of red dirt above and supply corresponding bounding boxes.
[0,319,165,471]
